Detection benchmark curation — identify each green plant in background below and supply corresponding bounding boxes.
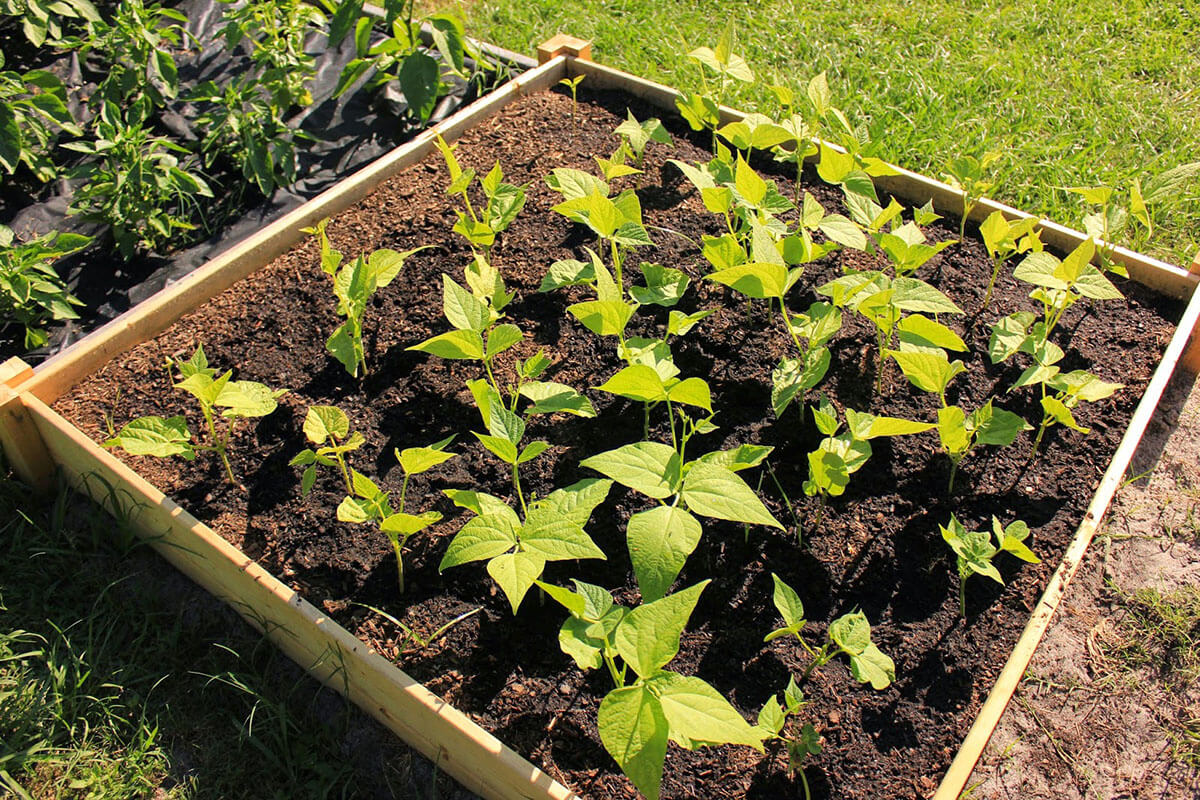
[303,219,429,377]
[66,100,213,259]
[942,151,1000,240]
[189,76,307,197]
[82,0,191,110]
[435,135,526,255]
[0,0,98,46]
[0,224,89,349]
[217,0,324,112]
[104,343,285,484]
[337,437,456,594]
[334,0,485,123]
[539,579,766,800]
[764,574,895,690]
[978,210,1042,310]
[1066,164,1200,273]
[0,55,82,181]
[290,405,363,497]
[940,514,1039,617]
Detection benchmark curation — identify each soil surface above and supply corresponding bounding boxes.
[52,88,1184,799]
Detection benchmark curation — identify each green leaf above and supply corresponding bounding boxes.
[519,516,606,562]
[439,513,518,569]
[818,214,867,250]
[758,696,786,736]
[487,551,546,614]
[891,277,963,314]
[888,350,965,398]
[474,433,518,464]
[487,324,523,357]
[519,381,597,417]
[896,314,966,352]
[988,312,1036,364]
[849,643,895,690]
[396,435,456,475]
[443,275,490,332]
[828,611,872,654]
[528,479,613,528]
[937,405,970,455]
[598,686,669,800]
[303,405,349,444]
[104,415,193,459]
[558,615,605,670]
[680,462,782,529]
[581,442,680,500]
[631,263,689,307]
[443,489,517,523]
[545,168,609,201]
[596,364,668,404]
[845,409,935,439]
[706,262,787,300]
[973,404,1029,446]
[380,510,441,538]
[651,672,765,750]
[694,445,773,473]
[615,580,709,678]
[540,258,595,291]
[216,380,284,418]
[770,573,806,630]
[1041,396,1089,433]
[627,506,703,603]
[397,51,439,121]
[569,299,634,337]
[408,329,484,360]
[667,377,713,413]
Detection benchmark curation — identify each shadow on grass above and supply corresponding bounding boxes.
[0,466,476,800]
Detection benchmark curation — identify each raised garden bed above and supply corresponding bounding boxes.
[3,46,1200,800]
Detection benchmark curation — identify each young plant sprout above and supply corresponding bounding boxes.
[676,21,754,149]
[105,343,285,485]
[302,218,430,377]
[613,110,670,172]
[338,437,456,594]
[435,134,526,255]
[290,405,363,497]
[942,151,1000,241]
[802,396,933,524]
[539,579,766,799]
[764,574,895,690]
[978,210,1041,310]
[940,514,1039,616]
[756,675,822,800]
[558,74,584,128]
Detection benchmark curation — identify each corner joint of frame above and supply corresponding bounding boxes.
[536,34,592,65]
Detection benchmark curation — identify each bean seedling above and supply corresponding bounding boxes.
[940,514,1039,616]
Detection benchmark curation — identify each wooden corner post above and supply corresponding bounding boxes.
[536,34,592,65]
[1183,252,1200,375]
[0,357,55,493]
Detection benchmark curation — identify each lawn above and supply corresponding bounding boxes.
[2,0,1198,796]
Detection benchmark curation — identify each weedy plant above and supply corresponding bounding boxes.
[942,151,1000,241]
[940,515,1039,616]
[435,135,526,255]
[765,574,895,690]
[539,579,766,800]
[337,437,456,594]
[0,224,89,349]
[104,344,285,484]
[303,219,429,377]
[65,99,213,258]
[217,0,323,112]
[0,57,82,181]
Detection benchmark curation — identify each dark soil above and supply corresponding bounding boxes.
[52,88,1183,800]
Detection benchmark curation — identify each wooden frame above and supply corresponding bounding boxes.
[3,41,1199,800]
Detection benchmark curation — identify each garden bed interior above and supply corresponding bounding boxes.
[10,56,1199,800]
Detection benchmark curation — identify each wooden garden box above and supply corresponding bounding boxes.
[2,38,1199,800]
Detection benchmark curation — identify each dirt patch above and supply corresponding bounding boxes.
[50,88,1184,799]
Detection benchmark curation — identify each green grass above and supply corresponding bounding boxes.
[0,469,454,799]
[442,0,1200,264]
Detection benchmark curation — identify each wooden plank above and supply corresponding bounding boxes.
[25,56,570,407]
[537,34,592,64]
[23,392,578,800]
[1,356,34,388]
[0,384,54,492]
[933,278,1200,798]
[571,60,1199,300]
[1184,251,1200,374]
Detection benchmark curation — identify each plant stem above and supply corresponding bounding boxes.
[982,258,1002,310]
[799,768,812,800]
[393,536,406,595]
[513,462,528,517]
[959,580,966,618]
[947,458,960,495]
[334,444,353,496]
